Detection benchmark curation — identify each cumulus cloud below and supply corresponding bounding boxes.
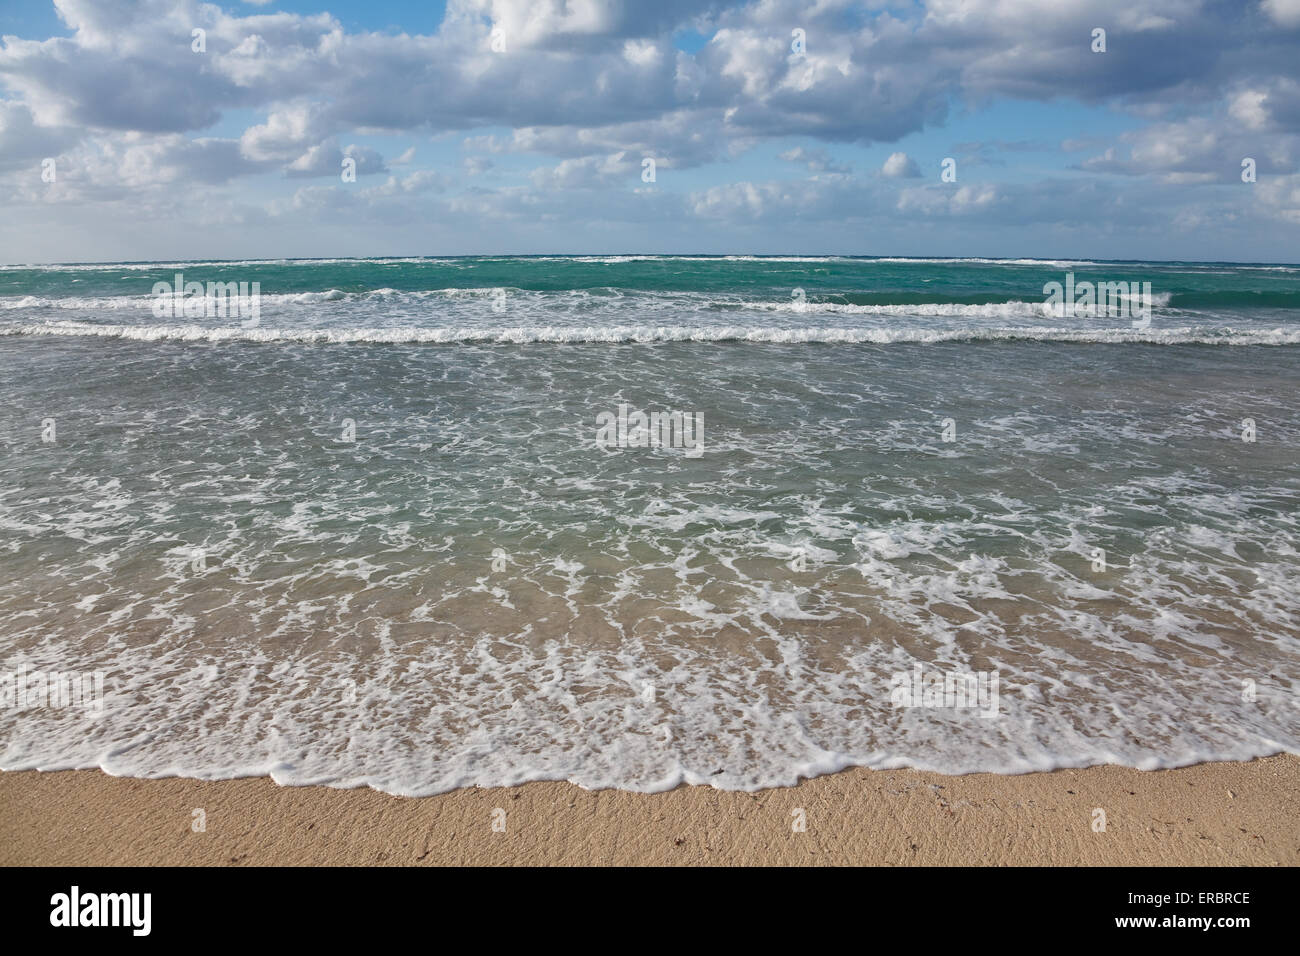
[285,142,387,178]
[1075,113,1299,180]
[0,0,1298,259]
[0,100,80,171]
[1256,171,1300,222]
[239,104,332,164]
[880,151,920,178]
[530,151,644,190]
[897,182,999,216]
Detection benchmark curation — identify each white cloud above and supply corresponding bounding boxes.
[1256,171,1300,222]
[286,142,387,178]
[1,0,1299,260]
[881,151,920,178]
[1230,90,1270,131]
[240,104,331,163]
[530,151,642,189]
[1262,0,1300,28]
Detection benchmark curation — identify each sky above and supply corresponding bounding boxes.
[1,0,1299,263]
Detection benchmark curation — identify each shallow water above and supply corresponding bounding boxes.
[1,256,1297,793]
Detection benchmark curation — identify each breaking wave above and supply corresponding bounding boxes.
[6,321,1297,345]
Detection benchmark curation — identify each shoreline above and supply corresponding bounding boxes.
[3,754,1296,866]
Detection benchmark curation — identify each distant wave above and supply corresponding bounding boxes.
[0,291,1178,314]
[6,321,1297,345]
[760,296,1173,315]
[860,256,1105,267]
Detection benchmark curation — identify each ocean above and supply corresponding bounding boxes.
[1,255,1297,794]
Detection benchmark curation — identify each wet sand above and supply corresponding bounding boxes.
[2,754,1296,866]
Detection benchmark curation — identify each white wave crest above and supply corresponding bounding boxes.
[6,321,1297,345]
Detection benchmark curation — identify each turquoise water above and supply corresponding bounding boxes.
[0,255,1297,793]
[3,255,1300,342]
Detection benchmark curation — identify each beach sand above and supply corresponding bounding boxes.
[2,754,1296,866]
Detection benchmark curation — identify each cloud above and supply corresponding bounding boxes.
[286,142,387,178]
[0,100,80,171]
[779,146,851,174]
[1256,171,1300,222]
[1,0,1299,260]
[361,170,447,198]
[458,0,723,51]
[1262,0,1300,28]
[530,151,644,190]
[880,151,920,178]
[239,104,332,163]
[1075,113,1299,180]
[896,182,999,216]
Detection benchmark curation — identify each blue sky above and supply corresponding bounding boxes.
[1,0,1299,262]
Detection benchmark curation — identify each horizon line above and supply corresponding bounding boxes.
[4,254,1299,268]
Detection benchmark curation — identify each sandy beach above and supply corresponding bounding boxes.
[3,755,1296,866]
